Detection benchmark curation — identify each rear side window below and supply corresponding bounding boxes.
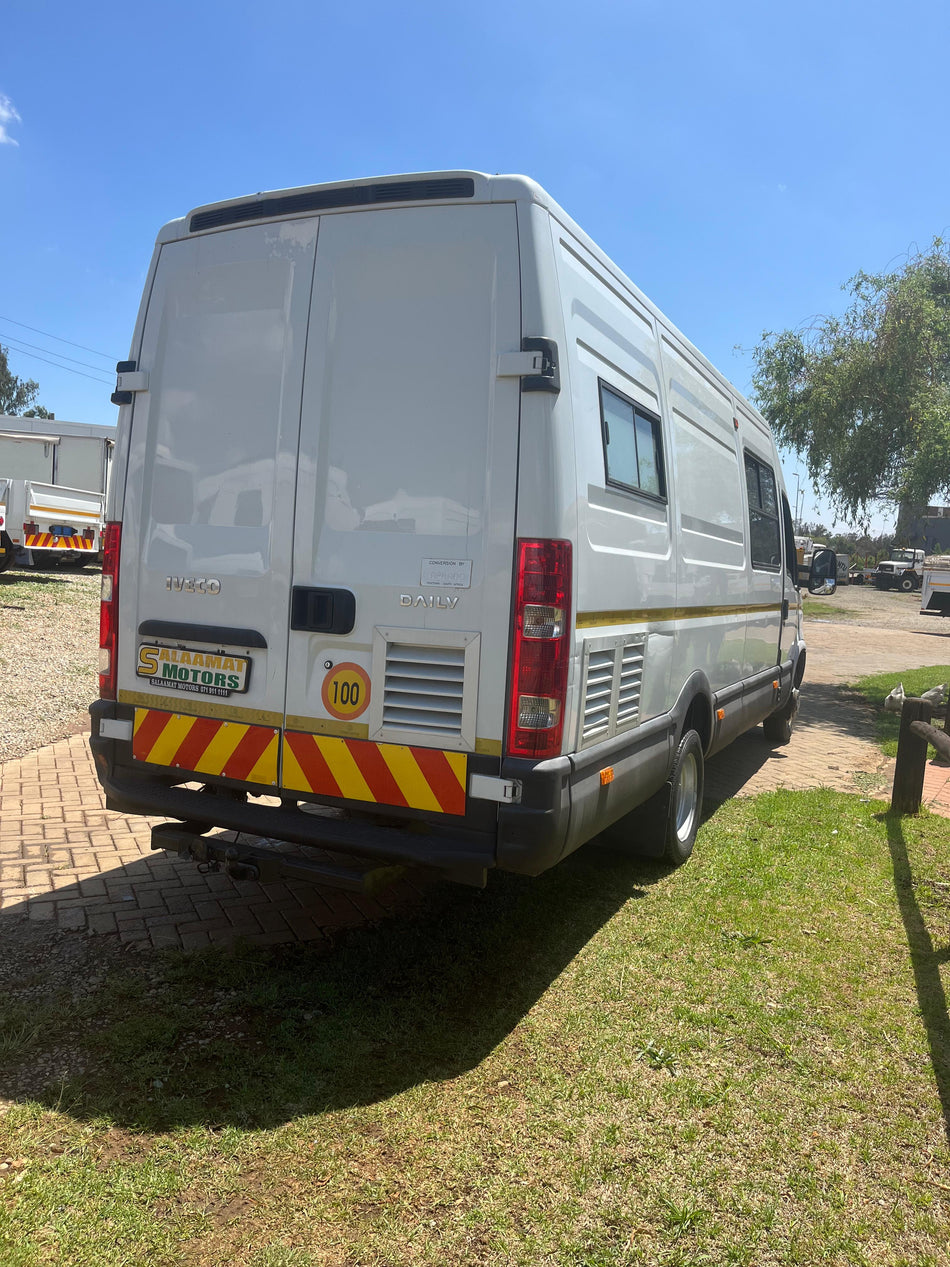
[744,452,781,571]
[599,382,665,500]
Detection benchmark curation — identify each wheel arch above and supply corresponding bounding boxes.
[671,671,714,755]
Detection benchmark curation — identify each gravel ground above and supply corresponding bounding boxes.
[0,565,100,763]
[0,567,942,766]
[806,578,942,631]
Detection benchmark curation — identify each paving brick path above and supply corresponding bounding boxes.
[2,619,950,951]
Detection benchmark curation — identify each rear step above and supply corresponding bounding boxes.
[150,821,487,890]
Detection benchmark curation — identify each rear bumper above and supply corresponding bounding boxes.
[89,699,675,883]
[90,700,498,885]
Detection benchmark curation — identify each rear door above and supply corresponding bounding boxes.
[281,203,522,814]
[118,219,319,786]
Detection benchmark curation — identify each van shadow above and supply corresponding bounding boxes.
[0,845,660,1131]
[883,810,950,1144]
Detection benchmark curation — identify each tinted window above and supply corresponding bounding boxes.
[744,452,781,571]
[600,383,665,500]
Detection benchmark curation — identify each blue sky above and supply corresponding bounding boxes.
[2,0,948,534]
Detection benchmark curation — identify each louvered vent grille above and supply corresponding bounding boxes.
[617,642,644,727]
[382,642,466,738]
[582,648,615,742]
[190,178,476,232]
[580,638,646,747]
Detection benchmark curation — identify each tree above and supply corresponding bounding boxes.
[0,344,53,417]
[751,241,950,526]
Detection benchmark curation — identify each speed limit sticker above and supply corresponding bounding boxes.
[321,663,371,720]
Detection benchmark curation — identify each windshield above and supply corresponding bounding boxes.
[892,549,917,564]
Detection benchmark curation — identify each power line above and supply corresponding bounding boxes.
[0,333,115,376]
[0,314,116,362]
[2,343,113,386]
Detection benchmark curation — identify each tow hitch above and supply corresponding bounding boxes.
[150,822,409,894]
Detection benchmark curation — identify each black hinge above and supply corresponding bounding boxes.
[521,337,560,394]
[112,359,137,406]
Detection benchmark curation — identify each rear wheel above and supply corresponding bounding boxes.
[763,689,798,745]
[0,533,13,574]
[599,729,704,867]
[664,730,704,865]
[899,574,916,593]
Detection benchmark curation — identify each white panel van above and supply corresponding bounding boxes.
[89,172,837,889]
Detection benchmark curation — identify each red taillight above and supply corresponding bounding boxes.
[98,522,121,700]
[506,539,572,760]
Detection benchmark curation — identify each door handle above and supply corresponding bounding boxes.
[290,587,356,634]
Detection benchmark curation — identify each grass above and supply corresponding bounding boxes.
[850,665,950,757]
[802,598,862,621]
[2,788,949,1265]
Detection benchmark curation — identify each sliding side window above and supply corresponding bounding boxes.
[599,381,665,500]
[744,452,781,571]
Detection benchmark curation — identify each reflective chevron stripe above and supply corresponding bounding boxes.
[282,732,467,815]
[24,534,95,550]
[132,708,279,785]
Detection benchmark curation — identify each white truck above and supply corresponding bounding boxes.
[920,556,950,616]
[89,170,838,890]
[0,418,115,571]
[873,547,925,591]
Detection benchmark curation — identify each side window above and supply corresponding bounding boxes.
[744,452,781,571]
[781,493,798,585]
[599,381,665,500]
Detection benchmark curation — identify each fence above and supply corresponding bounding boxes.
[892,697,950,814]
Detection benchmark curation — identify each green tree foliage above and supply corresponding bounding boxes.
[0,344,53,417]
[752,241,950,523]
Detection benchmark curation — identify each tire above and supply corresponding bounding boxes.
[0,532,13,574]
[763,689,798,745]
[899,574,915,593]
[601,729,704,866]
[664,730,704,864]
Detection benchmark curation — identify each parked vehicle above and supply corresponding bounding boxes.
[89,171,837,891]
[920,556,950,615]
[836,553,850,584]
[874,548,925,591]
[0,418,114,570]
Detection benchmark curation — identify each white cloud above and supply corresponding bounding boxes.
[0,95,21,146]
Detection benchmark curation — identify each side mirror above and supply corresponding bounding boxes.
[808,547,838,595]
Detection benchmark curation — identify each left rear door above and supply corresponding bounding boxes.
[116,219,319,781]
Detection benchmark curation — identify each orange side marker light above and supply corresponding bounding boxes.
[600,767,614,786]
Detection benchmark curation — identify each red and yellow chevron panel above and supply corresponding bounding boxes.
[282,732,467,815]
[24,533,95,550]
[132,708,279,785]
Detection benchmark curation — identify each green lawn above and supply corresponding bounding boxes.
[850,666,950,757]
[2,790,949,1266]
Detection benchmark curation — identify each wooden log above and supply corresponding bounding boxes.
[909,719,950,764]
[892,697,933,815]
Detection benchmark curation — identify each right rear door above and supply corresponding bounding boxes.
[282,203,523,816]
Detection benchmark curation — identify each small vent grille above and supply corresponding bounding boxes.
[582,648,615,742]
[617,642,644,727]
[580,637,645,747]
[190,178,476,233]
[383,642,465,738]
